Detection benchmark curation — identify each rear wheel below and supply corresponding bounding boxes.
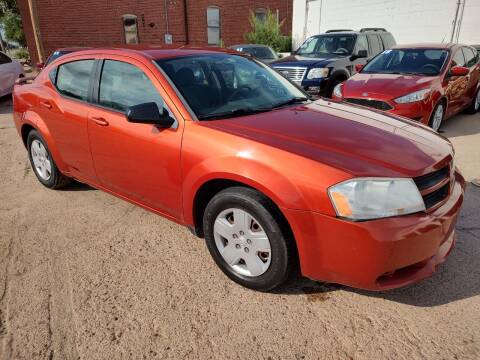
[27,130,71,189]
[203,187,297,291]
[429,102,445,132]
[466,87,480,114]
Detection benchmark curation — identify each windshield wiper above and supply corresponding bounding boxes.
[271,97,310,109]
[197,107,272,120]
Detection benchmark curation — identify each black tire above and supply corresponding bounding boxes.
[203,187,297,291]
[326,78,344,98]
[465,87,480,114]
[27,130,71,189]
[428,101,445,132]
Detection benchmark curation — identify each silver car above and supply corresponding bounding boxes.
[0,51,24,97]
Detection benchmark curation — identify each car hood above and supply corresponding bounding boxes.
[343,73,438,99]
[200,99,452,178]
[271,54,346,68]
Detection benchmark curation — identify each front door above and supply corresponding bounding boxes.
[87,58,184,219]
[445,49,469,116]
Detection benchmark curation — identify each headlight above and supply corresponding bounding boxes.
[307,68,329,79]
[394,89,430,104]
[328,178,425,220]
[333,83,343,98]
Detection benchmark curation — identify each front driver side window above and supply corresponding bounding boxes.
[99,60,165,112]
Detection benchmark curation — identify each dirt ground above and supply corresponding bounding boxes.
[0,95,479,360]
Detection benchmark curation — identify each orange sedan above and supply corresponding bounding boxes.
[13,46,465,291]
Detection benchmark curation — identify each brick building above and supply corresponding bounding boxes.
[17,0,292,64]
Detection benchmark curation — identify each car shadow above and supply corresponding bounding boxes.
[442,112,480,138]
[58,180,96,191]
[277,184,480,307]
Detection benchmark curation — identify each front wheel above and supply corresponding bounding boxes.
[203,187,297,291]
[429,102,445,132]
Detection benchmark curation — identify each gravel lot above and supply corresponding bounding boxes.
[0,95,479,360]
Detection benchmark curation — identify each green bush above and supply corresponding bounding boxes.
[245,9,292,53]
[13,47,29,60]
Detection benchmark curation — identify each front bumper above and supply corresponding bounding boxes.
[300,78,330,98]
[283,173,465,291]
[388,100,434,125]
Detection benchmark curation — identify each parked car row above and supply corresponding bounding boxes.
[234,29,480,132]
[13,45,465,292]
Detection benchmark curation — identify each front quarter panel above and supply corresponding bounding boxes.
[181,121,351,226]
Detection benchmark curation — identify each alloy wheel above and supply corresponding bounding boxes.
[432,104,444,132]
[30,139,52,181]
[213,208,272,277]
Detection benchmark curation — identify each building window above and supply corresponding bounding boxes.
[122,14,139,44]
[255,8,267,23]
[207,6,220,45]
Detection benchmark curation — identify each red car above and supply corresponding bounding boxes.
[13,46,465,291]
[332,43,480,131]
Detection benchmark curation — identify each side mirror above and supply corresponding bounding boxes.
[351,49,368,60]
[36,62,45,69]
[449,66,469,77]
[355,64,365,72]
[126,102,175,128]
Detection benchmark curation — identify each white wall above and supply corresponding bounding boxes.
[292,0,480,49]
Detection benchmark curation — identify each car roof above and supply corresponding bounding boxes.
[67,45,239,61]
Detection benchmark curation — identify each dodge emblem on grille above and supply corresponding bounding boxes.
[282,70,289,76]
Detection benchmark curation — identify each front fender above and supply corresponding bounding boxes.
[182,155,303,226]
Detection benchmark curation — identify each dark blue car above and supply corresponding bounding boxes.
[271,28,396,98]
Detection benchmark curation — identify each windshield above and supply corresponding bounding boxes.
[362,49,449,76]
[296,35,356,56]
[156,54,307,120]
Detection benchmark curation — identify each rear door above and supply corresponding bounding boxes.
[39,58,98,181]
[87,56,184,219]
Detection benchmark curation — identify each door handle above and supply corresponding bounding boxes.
[40,101,52,109]
[90,117,109,126]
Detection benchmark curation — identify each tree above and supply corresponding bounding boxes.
[245,9,292,53]
[0,0,26,46]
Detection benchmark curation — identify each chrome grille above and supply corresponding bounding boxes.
[344,98,393,111]
[273,66,307,83]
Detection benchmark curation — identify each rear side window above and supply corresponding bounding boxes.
[451,50,466,67]
[56,60,94,101]
[99,60,164,112]
[355,35,368,53]
[367,35,382,56]
[462,47,477,67]
[380,33,395,49]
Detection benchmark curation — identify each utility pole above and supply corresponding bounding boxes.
[450,0,462,42]
[27,0,44,62]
